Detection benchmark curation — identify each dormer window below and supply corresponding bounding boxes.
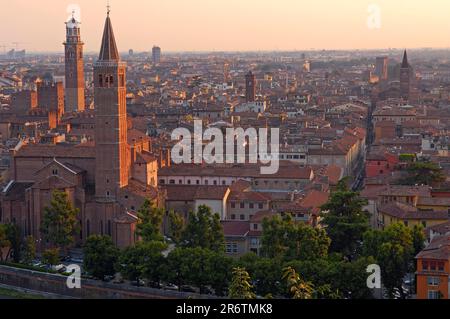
[52,169,58,176]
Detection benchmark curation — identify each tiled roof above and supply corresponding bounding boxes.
[221,221,249,237]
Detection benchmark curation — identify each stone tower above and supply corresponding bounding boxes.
[64,13,86,113]
[94,9,129,202]
[400,50,411,101]
[245,71,256,102]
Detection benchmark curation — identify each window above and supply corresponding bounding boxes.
[99,74,103,87]
[52,169,58,176]
[430,262,437,271]
[240,203,245,209]
[226,243,238,254]
[427,277,440,286]
[159,179,165,185]
[100,221,104,236]
[258,203,264,210]
[250,238,259,246]
[231,203,236,209]
[187,180,191,185]
[179,180,183,184]
[107,220,112,236]
[240,215,245,221]
[438,262,444,272]
[253,224,258,230]
[169,180,175,184]
[196,180,200,185]
[222,181,226,185]
[213,181,218,186]
[231,214,236,220]
[249,203,254,209]
[428,290,441,300]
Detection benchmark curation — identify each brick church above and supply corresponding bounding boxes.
[0,11,163,248]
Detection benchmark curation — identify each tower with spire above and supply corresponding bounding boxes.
[94,8,129,202]
[64,11,86,113]
[400,50,412,101]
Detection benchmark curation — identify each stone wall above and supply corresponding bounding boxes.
[0,265,213,299]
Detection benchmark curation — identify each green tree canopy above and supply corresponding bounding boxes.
[40,190,79,250]
[117,241,168,287]
[399,161,445,186]
[0,224,10,262]
[261,214,330,261]
[320,185,369,259]
[136,199,165,243]
[83,235,120,280]
[229,267,256,299]
[21,236,36,265]
[168,211,185,244]
[180,205,225,252]
[362,222,422,298]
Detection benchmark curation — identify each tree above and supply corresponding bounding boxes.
[399,161,445,186]
[237,253,284,297]
[83,235,119,280]
[181,205,225,252]
[261,214,330,261]
[0,224,10,262]
[205,252,233,296]
[117,241,167,287]
[283,266,314,299]
[42,248,60,267]
[40,190,79,250]
[229,267,256,299]
[320,185,369,259]
[412,225,426,258]
[136,199,165,243]
[21,236,36,265]
[6,224,22,263]
[362,223,417,299]
[168,211,184,244]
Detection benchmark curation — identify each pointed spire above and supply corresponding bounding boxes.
[98,8,119,61]
[401,50,409,68]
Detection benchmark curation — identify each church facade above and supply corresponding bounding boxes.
[0,11,163,249]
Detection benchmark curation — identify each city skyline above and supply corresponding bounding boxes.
[2,0,450,53]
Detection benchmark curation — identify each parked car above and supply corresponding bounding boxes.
[162,283,179,291]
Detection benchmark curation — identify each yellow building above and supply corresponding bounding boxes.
[378,201,449,230]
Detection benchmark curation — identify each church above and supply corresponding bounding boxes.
[0,10,163,248]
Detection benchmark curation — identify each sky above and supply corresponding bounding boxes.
[1,0,450,53]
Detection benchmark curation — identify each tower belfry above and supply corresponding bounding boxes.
[64,13,85,112]
[94,9,129,202]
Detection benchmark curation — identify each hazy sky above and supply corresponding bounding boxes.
[1,0,450,53]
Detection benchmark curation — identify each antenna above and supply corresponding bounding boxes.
[107,0,111,15]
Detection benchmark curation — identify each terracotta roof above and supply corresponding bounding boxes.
[2,182,33,201]
[250,210,277,223]
[164,185,229,201]
[15,143,95,158]
[160,162,313,180]
[221,221,249,237]
[416,235,450,260]
[379,202,449,220]
[300,190,329,209]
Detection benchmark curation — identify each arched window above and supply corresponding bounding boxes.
[100,220,104,235]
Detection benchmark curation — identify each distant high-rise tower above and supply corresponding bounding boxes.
[400,50,412,100]
[375,56,388,81]
[94,10,129,201]
[152,46,161,64]
[245,71,256,102]
[64,13,85,113]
